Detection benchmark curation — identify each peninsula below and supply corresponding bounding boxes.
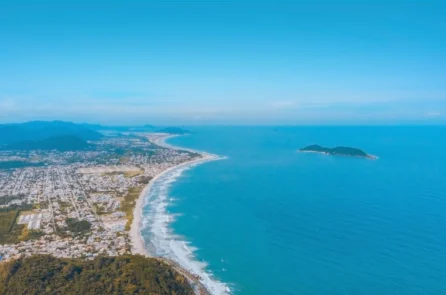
[0,121,214,295]
[299,145,377,159]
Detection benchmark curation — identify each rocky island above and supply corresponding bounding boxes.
[299,145,377,159]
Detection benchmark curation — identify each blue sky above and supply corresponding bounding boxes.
[1,0,445,125]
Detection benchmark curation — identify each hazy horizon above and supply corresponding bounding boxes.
[1,1,445,125]
[2,120,446,127]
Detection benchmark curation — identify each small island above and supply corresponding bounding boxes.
[299,145,377,159]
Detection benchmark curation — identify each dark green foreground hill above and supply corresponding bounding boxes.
[0,255,193,295]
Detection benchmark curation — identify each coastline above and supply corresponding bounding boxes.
[129,151,220,256]
[298,149,378,160]
[129,133,228,294]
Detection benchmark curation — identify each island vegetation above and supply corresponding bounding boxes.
[0,255,194,295]
[299,145,377,159]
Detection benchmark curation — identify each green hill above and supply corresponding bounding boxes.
[0,121,102,145]
[81,123,157,132]
[300,145,374,158]
[6,135,90,151]
[0,255,193,295]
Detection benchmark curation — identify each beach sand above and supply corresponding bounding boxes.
[129,133,224,294]
[130,133,220,256]
[129,151,219,256]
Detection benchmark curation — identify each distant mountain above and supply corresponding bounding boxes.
[6,135,90,151]
[79,123,104,130]
[299,144,377,159]
[81,123,156,132]
[157,127,190,135]
[0,121,103,145]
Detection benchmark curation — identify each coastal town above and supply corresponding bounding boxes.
[0,133,201,263]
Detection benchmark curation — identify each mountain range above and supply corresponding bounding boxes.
[0,121,189,151]
[0,121,103,145]
[6,135,91,151]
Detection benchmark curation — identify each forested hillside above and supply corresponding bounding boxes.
[0,255,193,295]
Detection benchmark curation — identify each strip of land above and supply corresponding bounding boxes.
[129,134,223,294]
[0,131,217,294]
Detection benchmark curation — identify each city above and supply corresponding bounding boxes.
[0,134,200,262]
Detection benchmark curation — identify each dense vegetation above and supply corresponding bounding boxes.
[0,208,20,243]
[0,161,44,169]
[0,121,102,145]
[121,187,144,231]
[0,255,193,295]
[0,204,36,244]
[7,135,90,151]
[300,145,370,158]
[65,218,92,233]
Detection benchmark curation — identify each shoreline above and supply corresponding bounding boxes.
[129,133,227,294]
[298,149,378,160]
[129,151,220,256]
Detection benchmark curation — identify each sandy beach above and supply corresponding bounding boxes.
[129,134,221,256]
[129,133,226,294]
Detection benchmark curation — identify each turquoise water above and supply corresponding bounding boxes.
[155,126,446,294]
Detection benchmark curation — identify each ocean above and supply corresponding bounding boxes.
[140,126,446,295]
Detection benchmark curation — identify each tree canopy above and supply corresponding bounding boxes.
[0,255,193,295]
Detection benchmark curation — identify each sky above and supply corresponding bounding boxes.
[0,0,445,125]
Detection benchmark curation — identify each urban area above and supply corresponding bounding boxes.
[0,132,199,262]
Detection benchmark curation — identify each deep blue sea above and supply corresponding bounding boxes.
[143,126,446,295]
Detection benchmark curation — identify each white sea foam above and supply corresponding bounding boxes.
[141,158,231,295]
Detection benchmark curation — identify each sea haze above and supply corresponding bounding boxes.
[144,126,446,295]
